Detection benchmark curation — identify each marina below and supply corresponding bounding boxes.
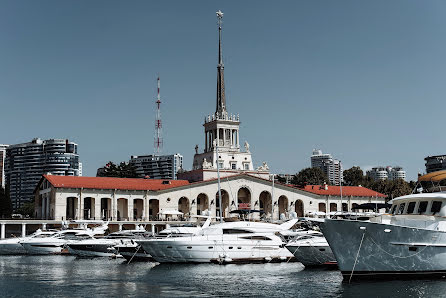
[2,1,446,296]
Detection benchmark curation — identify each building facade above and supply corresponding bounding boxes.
[34,174,386,221]
[129,154,183,180]
[310,149,343,185]
[5,138,80,209]
[425,155,446,173]
[366,166,406,181]
[0,144,8,189]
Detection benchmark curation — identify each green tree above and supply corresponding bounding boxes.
[17,201,35,218]
[0,186,12,218]
[292,168,329,186]
[365,179,412,200]
[342,166,365,186]
[97,161,138,178]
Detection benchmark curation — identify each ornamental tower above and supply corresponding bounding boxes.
[191,11,257,173]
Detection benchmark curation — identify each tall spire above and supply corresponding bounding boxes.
[216,10,226,118]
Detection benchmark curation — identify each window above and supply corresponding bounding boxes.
[231,163,236,170]
[431,201,443,214]
[240,236,272,241]
[418,201,428,214]
[407,202,416,214]
[244,163,249,170]
[391,205,397,215]
[397,203,405,215]
[223,229,253,234]
[218,162,224,169]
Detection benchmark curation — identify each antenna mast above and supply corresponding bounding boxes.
[154,76,163,154]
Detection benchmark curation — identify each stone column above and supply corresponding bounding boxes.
[112,191,118,220]
[94,198,101,220]
[1,223,5,239]
[21,223,26,237]
[79,189,84,220]
[76,197,81,220]
[205,131,208,152]
[216,129,220,145]
[42,223,47,230]
[236,130,239,147]
[151,224,155,235]
[128,198,134,221]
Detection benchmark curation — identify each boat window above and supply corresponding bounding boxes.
[208,246,213,249]
[431,201,443,214]
[407,202,416,214]
[240,236,272,241]
[391,205,397,215]
[397,203,406,215]
[237,247,242,249]
[187,246,192,249]
[223,229,253,234]
[418,201,428,214]
[229,247,233,249]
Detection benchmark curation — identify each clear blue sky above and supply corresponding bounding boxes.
[1,0,445,180]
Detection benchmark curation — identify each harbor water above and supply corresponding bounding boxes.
[0,256,445,297]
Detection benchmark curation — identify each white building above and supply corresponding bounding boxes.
[34,174,385,221]
[366,166,406,181]
[310,149,343,185]
[130,154,183,180]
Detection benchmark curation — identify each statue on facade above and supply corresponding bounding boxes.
[202,158,213,169]
[195,144,199,154]
[244,141,250,153]
[257,161,269,171]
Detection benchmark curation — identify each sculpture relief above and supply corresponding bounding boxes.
[244,141,250,153]
[257,161,269,171]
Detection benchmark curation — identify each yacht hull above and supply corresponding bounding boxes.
[21,242,64,255]
[67,244,116,257]
[138,238,293,263]
[0,239,26,255]
[286,244,335,267]
[321,219,446,279]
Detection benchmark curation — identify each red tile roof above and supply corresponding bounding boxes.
[43,175,189,191]
[300,185,386,198]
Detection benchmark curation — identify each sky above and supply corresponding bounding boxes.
[1,0,446,181]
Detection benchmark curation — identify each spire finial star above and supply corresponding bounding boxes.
[216,10,224,19]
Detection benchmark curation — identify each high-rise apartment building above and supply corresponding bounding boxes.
[425,155,446,173]
[0,144,9,189]
[310,149,343,185]
[5,138,80,209]
[366,166,406,181]
[129,154,183,180]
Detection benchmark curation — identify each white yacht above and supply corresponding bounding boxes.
[137,219,297,263]
[67,228,152,258]
[21,224,108,255]
[286,231,336,267]
[321,171,446,280]
[0,229,58,255]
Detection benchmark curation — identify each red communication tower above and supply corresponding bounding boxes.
[154,76,163,154]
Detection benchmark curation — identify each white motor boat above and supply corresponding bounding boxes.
[21,224,108,255]
[68,228,152,258]
[137,219,297,263]
[286,231,336,267]
[321,171,446,280]
[0,229,58,255]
